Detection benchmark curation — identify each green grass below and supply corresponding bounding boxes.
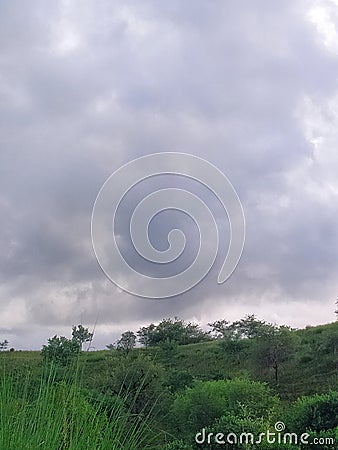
[0,322,337,449]
[2,322,337,402]
[3,322,337,400]
[0,363,159,450]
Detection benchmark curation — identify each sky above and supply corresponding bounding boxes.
[1,0,338,350]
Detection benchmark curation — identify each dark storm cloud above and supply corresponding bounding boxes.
[1,0,338,348]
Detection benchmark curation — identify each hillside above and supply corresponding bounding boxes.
[2,321,337,400]
[1,320,337,449]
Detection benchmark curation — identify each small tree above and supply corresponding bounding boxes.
[137,324,156,347]
[137,318,209,347]
[41,335,80,365]
[115,331,136,355]
[71,325,93,351]
[251,325,295,384]
[207,319,230,339]
[0,340,8,351]
[229,314,273,340]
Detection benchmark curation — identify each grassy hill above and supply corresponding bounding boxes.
[0,321,337,449]
[2,321,337,400]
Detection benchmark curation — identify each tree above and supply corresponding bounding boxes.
[207,319,230,339]
[0,340,8,351]
[137,318,209,347]
[115,331,136,355]
[41,335,80,365]
[71,325,93,351]
[229,314,274,340]
[251,325,295,384]
[335,300,338,320]
[137,324,156,347]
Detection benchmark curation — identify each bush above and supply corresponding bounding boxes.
[169,378,280,440]
[109,353,167,416]
[304,428,338,450]
[41,335,80,366]
[287,391,338,433]
[164,440,194,450]
[193,414,276,450]
[165,369,194,393]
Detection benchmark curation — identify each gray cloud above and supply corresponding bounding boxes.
[1,0,338,349]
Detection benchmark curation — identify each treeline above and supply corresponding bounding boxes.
[110,314,292,348]
[109,315,338,385]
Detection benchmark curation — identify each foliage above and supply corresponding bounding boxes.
[2,318,338,449]
[219,335,248,357]
[164,440,194,450]
[71,324,93,350]
[193,413,274,450]
[137,317,209,347]
[0,339,9,351]
[84,388,126,419]
[114,331,137,354]
[286,391,338,433]
[0,367,158,450]
[305,428,338,450]
[229,314,276,340]
[169,378,280,440]
[109,353,166,416]
[251,325,296,384]
[159,338,179,363]
[137,323,157,347]
[41,335,80,365]
[165,369,194,393]
[207,319,230,339]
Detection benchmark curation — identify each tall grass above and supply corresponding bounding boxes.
[0,363,157,450]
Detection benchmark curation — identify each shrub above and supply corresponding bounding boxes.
[165,440,194,450]
[41,335,80,365]
[165,369,194,393]
[169,378,280,440]
[287,391,338,433]
[193,413,276,450]
[109,353,167,416]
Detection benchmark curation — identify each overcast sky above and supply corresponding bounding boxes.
[1,0,338,350]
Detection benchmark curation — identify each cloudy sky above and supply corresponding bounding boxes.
[1,0,338,350]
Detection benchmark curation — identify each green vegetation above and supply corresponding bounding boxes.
[0,316,337,449]
[71,324,94,350]
[0,364,158,450]
[0,339,9,351]
[137,317,210,347]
